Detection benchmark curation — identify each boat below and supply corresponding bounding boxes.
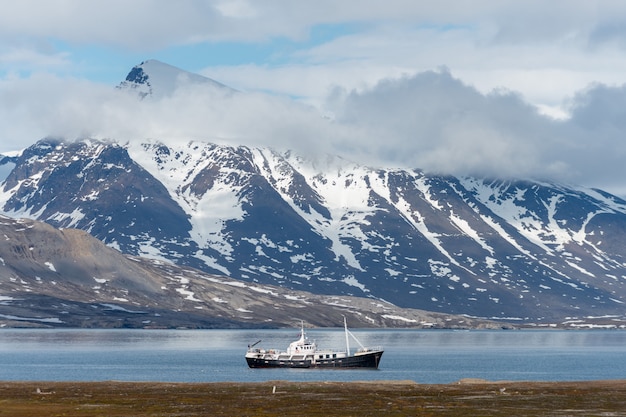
[245,318,383,369]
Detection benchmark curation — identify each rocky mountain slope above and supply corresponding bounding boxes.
[0,215,495,329]
[1,60,626,328]
[3,137,626,328]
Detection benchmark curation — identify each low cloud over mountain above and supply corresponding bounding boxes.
[3,60,626,196]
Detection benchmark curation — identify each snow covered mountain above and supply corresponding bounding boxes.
[3,137,626,327]
[1,214,482,328]
[2,60,626,328]
[118,59,233,99]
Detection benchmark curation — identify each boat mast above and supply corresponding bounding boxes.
[343,317,368,352]
[344,316,350,355]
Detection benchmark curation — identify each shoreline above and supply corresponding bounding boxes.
[2,379,626,416]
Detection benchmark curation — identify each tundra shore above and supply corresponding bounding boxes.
[2,379,626,416]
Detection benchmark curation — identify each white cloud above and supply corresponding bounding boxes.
[1,66,624,196]
[3,1,626,50]
[326,69,557,176]
[323,69,626,195]
[0,72,340,160]
[0,1,225,49]
[3,2,626,110]
[3,1,626,195]
[186,2,626,117]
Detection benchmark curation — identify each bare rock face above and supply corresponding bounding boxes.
[1,219,157,291]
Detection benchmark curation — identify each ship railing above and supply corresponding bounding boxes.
[315,348,346,353]
[247,348,280,356]
[356,346,382,353]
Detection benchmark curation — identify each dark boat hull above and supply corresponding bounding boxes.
[246,350,383,369]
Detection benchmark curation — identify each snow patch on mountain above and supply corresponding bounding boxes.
[126,140,245,264]
[256,149,367,270]
[407,177,467,270]
[460,177,626,256]
[460,178,559,253]
[49,208,85,228]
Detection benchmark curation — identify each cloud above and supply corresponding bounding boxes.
[186,2,626,118]
[0,71,339,159]
[569,84,626,130]
[3,65,626,196]
[3,1,626,195]
[4,1,626,51]
[0,74,103,147]
[326,71,626,196]
[0,1,225,49]
[326,69,560,176]
[4,1,626,115]
[324,70,626,195]
[561,84,626,193]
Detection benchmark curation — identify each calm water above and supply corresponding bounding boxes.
[1,329,625,383]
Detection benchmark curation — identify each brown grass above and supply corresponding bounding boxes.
[1,379,626,416]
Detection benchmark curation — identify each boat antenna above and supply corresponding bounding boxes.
[344,316,350,355]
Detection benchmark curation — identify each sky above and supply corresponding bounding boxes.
[3,1,626,195]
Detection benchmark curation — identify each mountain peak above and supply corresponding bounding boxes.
[118,59,232,99]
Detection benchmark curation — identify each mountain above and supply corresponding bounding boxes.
[0,214,493,329]
[2,61,626,328]
[118,59,233,99]
[3,137,626,328]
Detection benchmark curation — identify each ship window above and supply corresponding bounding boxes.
[333,354,337,358]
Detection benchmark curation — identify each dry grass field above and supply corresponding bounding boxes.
[1,379,626,416]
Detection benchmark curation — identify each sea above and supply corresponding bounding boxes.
[1,328,625,384]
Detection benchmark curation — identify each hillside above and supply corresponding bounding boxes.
[0,215,496,329]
